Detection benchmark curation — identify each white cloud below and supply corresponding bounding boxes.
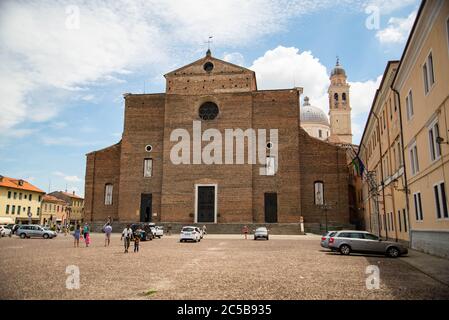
[364,0,418,14]
[349,76,382,116]
[223,52,245,66]
[53,171,82,183]
[250,46,329,110]
[376,10,417,44]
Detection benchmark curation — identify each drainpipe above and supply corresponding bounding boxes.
[371,111,387,239]
[391,88,412,247]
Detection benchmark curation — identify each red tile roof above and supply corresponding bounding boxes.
[59,191,84,200]
[43,194,67,205]
[0,176,45,194]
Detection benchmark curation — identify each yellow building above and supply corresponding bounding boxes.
[391,0,449,258]
[359,61,410,244]
[40,195,69,227]
[0,175,45,224]
[48,191,84,224]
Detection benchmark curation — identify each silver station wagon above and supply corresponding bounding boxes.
[16,225,57,239]
[327,230,408,258]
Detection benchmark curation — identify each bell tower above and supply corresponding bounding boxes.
[328,58,352,144]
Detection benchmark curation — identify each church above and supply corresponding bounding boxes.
[84,50,354,230]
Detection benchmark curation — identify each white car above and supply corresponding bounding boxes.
[0,226,12,237]
[254,227,269,240]
[152,226,164,238]
[180,226,201,242]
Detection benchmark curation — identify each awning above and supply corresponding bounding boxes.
[0,217,15,224]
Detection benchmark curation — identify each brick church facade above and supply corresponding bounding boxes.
[84,51,351,227]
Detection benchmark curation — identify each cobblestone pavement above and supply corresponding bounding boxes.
[1,233,449,300]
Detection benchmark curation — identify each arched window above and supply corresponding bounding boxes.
[314,181,324,205]
[104,184,113,205]
[342,93,347,101]
[199,102,219,120]
[334,93,339,101]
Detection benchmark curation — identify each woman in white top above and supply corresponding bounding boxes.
[120,225,133,253]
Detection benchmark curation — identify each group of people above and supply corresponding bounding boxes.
[73,223,91,248]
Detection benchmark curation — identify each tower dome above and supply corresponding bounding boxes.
[331,58,346,77]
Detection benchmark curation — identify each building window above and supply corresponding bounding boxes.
[266,156,276,176]
[406,90,414,120]
[29,194,32,201]
[199,102,219,121]
[414,192,424,221]
[38,196,41,202]
[13,192,17,199]
[318,129,322,138]
[397,141,402,166]
[37,208,40,216]
[342,93,346,101]
[7,191,11,199]
[409,143,419,175]
[6,205,10,214]
[105,184,113,206]
[428,121,441,162]
[314,181,324,206]
[144,158,153,178]
[17,206,21,216]
[11,205,15,215]
[334,93,339,101]
[423,52,435,94]
[434,182,448,219]
[19,193,22,200]
[398,210,402,232]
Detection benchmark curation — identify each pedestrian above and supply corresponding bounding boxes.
[83,223,90,247]
[167,224,171,236]
[73,224,81,248]
[242,225,249,240]
[121,224,133,253]
[133,228,141,253]
[202,225,207,236]
[103,222,112,247]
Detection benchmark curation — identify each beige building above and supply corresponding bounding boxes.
[40,195,69,227]
[359,61,410,243]
[48,191,84,224]
[391,0,449,257]
[0,175,45,224]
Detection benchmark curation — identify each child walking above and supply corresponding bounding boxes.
[133,231,140,253]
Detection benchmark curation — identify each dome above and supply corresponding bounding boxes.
[331,58,346,77]
[300,97,330,126]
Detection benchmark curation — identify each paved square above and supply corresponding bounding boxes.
[1,233,448,300]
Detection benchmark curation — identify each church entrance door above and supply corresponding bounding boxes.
[140,193,152,223]
[196,185,216,223]
[264,193,278,223]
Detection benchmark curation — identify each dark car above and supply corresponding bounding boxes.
[130,223,154,241]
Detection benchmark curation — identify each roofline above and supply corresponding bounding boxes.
[358,60,400,157]
[86,140,121,156]
[164,54,255,77]
[391,0,427,88]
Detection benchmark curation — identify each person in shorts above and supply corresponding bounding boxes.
[73,224,81,248]
[103,223,112,247]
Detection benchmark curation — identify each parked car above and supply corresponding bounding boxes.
[254,227,269,240]
[327,230,408,258]
[4,224,20,235]
[16,225,57,239]
[180,226,201,242]
[131,223,154,241]
[152,226,164,238]
[320,231,337,249]
[0,225,12,237]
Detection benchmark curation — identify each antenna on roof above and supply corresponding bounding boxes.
[205,36,213,56]
[65,183,67,193]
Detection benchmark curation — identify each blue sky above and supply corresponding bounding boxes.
[0,0,420,196]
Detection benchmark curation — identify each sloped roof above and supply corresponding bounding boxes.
[0,176,45,193]
[43,194,68,205]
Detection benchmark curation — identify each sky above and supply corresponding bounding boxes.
[0,0,420,196]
